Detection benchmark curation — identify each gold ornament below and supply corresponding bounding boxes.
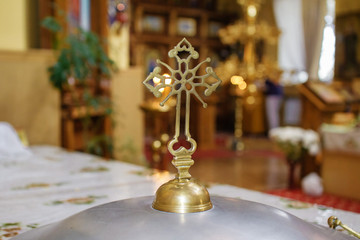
[143,38,221,213]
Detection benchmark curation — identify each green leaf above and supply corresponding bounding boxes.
[2,222,20,227]
[89,98,100,109]
[41,16,62,33]
[50,200,64,205]
[105,107,113,115]
[45,21,115,101]
[26,223,39,229]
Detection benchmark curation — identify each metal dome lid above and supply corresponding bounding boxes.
[12,196,355,240]
[13,38,358,240]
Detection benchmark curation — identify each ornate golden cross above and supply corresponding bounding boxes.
[143,38,221,180]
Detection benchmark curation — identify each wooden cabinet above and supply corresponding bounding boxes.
[130,1,234,67]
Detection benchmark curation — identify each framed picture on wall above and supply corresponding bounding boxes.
[142,14,166,33]
[177,17,197,37]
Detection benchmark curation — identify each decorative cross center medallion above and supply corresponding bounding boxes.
[143,38,221,180]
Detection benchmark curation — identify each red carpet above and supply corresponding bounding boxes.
[266,189,360,213]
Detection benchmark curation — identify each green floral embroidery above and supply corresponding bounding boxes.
[0,222,21,239]
[1,223,20,228]
[46,195,106,205]
[129,169,167,176]
[317,206,331,211]
[12,182,66,190]
[80,166,109,172]
[26,224,39,229]
[280,198,313,209]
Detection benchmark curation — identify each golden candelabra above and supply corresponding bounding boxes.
[216,0,281,150]
[143,38,221,213]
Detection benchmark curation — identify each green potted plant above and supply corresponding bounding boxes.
[42,16,116,157]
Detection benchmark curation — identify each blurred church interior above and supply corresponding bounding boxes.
[1,0,360,201]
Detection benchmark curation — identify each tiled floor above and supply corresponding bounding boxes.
[164,136,291,192]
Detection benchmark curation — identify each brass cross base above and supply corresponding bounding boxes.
[152,178,212,213]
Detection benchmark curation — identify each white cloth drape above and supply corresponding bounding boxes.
[0,122,32,159]
[273,0,306,74]
[302,0,327,80]
[273,0,305,125]
[273,0,327,81]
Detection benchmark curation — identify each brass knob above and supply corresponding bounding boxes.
[328,216,360,239]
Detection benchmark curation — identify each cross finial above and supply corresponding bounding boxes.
[144,38,221,213]
[143,38,221,180]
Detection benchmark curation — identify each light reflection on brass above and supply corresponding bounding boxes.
[143,38,221,213]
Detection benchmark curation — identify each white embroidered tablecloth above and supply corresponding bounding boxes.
[321,124,360,154]
[1,146,359,239]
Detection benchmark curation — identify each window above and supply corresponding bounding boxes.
[318,0,335,82]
